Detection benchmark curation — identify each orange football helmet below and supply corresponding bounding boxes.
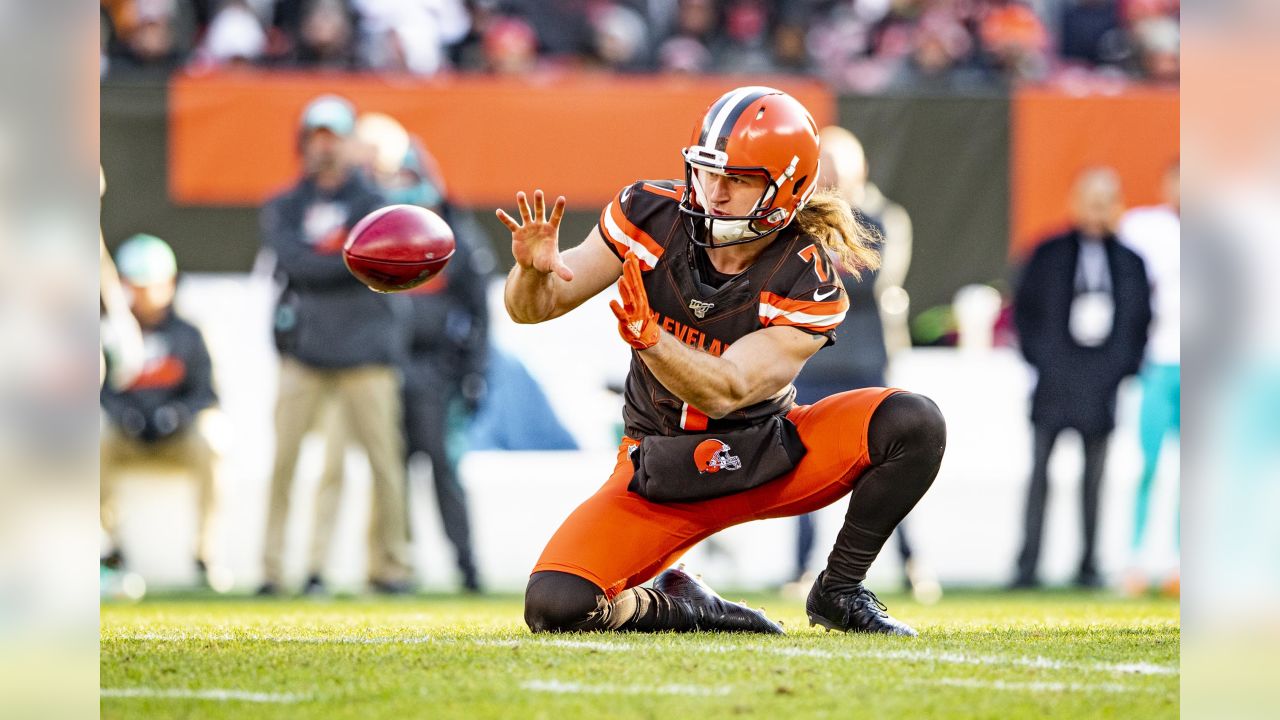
[680,86,821,247]
[693,439,742,475]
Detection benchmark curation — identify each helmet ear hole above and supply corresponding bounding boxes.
[793,175,808,193]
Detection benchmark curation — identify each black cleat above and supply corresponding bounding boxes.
[806,571,918,637]
[653,565,784,635]
[255,581,281,597]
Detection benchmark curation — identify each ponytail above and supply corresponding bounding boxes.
[793,188,881,279]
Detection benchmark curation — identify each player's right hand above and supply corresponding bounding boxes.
[496,189,573,282]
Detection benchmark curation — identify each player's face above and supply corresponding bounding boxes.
[695,168,769,217]
[302,128,347,176]
[124,278,176,327]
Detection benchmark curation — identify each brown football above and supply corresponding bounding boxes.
[343,204,455,292]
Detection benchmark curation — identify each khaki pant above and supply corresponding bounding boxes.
[100,409,224,566]
[262,358,411,586]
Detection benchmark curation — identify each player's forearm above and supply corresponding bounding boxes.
[504,265,560,324]
[637,334,750,419]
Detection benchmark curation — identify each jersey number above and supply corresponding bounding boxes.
[797,244,829,283]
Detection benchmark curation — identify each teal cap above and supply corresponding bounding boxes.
[116,233,177,285]
[301,94,356,136]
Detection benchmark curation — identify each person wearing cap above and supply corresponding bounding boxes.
[100,234,227,589]
[258,94,414,596]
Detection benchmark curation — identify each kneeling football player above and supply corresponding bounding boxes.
[498,87,946,636]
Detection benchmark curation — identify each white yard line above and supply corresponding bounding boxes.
[915,678,1164,694]
[111,632,1178,677]
[101,688,309,703]
[522,680,730,696]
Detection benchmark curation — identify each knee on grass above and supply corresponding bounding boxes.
[523,571,606,633]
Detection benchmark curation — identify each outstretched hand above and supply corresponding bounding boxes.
[609,252,661,350]
[496,189,573,282]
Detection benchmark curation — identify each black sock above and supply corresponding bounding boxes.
[824,393,946,592]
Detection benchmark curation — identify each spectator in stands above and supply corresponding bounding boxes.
[282,0,361,70]
[102,0,191,75]
[100,234,228,590]
[353,0,471,75]
[1059,0,1127,69]
[978,0,1051,83]
[258,94,413,596]
[1118,161,1180,595]
[194,0,269,68]
[889,9,990,92]
[656,0,722,74]
[1011,167,1151,589]
[591,3,653,73]
[715,0,777,74]
[483,15,540,75]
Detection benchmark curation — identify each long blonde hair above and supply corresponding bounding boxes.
[794,188,881,279]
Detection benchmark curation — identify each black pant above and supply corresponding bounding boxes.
[1015,425,1110,582]
[403,363,477,581]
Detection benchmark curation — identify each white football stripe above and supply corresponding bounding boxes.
[602,202,660,268]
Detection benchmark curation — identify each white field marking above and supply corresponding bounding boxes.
[914,678,1165,695]
[101,688,309,703]
[522,680,730,697]
[112,632,1178,677]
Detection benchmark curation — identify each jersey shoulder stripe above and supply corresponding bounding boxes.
[758,290,849,333]
[597,181,682,270]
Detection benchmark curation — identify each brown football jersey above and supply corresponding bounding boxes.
[598,180,850,438]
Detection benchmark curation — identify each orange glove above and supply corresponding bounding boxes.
[609,252,661,350]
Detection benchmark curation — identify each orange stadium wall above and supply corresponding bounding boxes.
[167,72,835,209]
[1010,87,1179,258]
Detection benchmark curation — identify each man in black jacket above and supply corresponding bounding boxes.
[258,94,412,595]
[1012,167,1152,588]
[100,234,225,588]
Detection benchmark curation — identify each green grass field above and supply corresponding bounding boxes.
[101,589,1178,719]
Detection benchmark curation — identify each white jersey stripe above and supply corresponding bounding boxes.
[602,202,660,269]
[759,302,847,328]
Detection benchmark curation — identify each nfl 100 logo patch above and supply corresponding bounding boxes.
[688,299,715,319]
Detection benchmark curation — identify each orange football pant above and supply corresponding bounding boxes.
[532,387,902,598]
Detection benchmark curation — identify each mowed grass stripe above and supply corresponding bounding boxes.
[108,631,1177,676]
[101,688,310,703]
[522,680,731,696]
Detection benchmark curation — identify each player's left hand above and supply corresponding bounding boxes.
[609,252,660,350]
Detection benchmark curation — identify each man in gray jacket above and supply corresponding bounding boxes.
[258,94,412,595]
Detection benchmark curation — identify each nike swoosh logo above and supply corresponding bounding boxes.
[814,287,838,301]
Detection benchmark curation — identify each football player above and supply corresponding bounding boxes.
[499,87,946,636]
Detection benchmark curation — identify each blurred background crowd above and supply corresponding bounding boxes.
[101,0,1180,89]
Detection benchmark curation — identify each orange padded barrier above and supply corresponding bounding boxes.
[168,71,834,209]
[1010,86,1179,257]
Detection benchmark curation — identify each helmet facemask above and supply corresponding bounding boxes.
[680,146,800,249]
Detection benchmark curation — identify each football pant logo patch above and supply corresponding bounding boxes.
[688,299,715,319]
[693,439,741,474]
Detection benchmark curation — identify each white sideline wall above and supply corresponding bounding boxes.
[106,274,1179,593]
